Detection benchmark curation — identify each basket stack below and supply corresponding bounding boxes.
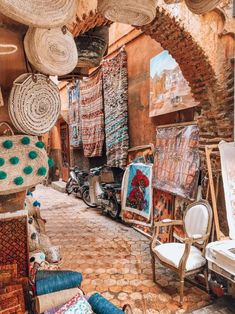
[98,0,156,26]
[9,74,61,135]
[185,0,222,14]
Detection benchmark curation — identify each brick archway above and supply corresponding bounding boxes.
[139,7,234,168]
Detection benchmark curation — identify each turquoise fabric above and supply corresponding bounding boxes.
[36,270,83,296]
[88,293,124,314]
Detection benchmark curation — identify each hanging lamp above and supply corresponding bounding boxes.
[97,0,156,26]
[185,0,222,15]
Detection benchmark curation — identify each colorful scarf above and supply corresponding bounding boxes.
[80,71,104,157]
[67,82,82,147]
[102,50,129,168]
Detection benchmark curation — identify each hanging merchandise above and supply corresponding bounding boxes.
[0,0,77,28]
[8,73,61,135]
[185,0,221,15]
[67,82,82,148]
[24,27,78,76]
[121,163,153,227]
[0,122,49,195]
[97,0,156,26]
[80,71,105,157]
[153,124,200,200]
[75,26,109,69]
[102,50,129,168]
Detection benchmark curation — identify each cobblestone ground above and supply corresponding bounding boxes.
[33,185,230,314]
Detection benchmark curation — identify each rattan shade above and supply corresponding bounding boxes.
[0,0,77,28]
[97,0,156,26]
[24,27,78,76]
[185,0,221,14]
[9,74,61,135]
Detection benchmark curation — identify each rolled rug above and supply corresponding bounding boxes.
[36,270,83,296]
[35,288,82,314]
[185,0,222,14]
[88,293,124,314]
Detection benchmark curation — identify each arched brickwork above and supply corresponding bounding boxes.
[140,7,234,169]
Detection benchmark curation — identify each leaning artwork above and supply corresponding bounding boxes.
[149,50,198,117]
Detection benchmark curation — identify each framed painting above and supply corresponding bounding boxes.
[149,50,198,117]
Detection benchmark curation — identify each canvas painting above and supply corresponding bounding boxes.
[173,196,191,241]
[150,50,198,117]
[153,124,200,200]
[122,163,153,224]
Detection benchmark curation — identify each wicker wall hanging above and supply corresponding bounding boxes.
[24,27,78,76]
[8,73,61,135]
[75,26,109,69]
[0,0,77,28]
[0,122,49,195]
[185,0,222,14]
[97,0,156,26]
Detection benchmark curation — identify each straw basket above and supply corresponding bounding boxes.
[0,122,49,195]
[97,0,156,26]
[0,0,77,28]
[75,26,109,68]
[24,27,78,76]
[185,0,222,14]
[8,73,61,135]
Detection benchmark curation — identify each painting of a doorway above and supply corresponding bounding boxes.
[150,50,198,117]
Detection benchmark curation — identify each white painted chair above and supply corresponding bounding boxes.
[150,200,213,306]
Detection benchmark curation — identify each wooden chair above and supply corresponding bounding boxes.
[150,200,213,306]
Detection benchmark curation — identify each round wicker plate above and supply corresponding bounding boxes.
[9,74,61,135]
[98,0,156,26]
[24,27,78,76]
[185,0,221,14]
[0,0,77,28]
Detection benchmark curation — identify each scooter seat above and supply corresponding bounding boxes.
[104,183,121,190]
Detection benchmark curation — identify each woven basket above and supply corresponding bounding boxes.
[75,26,109,68]
[0,122,49,195]
[24,27,78,76]
[0,0,77,28]
[97,0,156,26]
[8,73,61,135]
[185,0,221,14]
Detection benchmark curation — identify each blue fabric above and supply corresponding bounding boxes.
[33,200,41,207]
[36,270,83,296]
[88,293,124,314]
[27,191,33,196]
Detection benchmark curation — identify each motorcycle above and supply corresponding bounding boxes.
[66,166,88,198]
[82,165,124,220]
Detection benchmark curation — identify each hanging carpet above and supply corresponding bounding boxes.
[80,71,104,157]
[67,82,82,148]
[102,50,129,168]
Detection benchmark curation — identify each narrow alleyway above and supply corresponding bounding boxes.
[34,185,219,314]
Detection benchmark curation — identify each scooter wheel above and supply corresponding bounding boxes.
[66,179,73,195]
[82,188,97,208]
[108,197,121,220]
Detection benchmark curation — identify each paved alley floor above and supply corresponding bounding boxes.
[33,185,234,314]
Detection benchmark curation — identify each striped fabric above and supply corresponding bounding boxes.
[102,50,129,168]
[80,71,104,157]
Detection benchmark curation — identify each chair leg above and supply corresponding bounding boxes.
[151,254,156,283]
[203,268,210,293]
[180,277,184,307]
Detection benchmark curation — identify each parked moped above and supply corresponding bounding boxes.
[66,166,89,198]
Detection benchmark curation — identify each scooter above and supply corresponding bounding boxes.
[82,166,124,220]
[66,166,88,198]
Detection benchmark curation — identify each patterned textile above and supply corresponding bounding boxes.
[80,71,104,157]
[219,141,235,240]
[55,293,92,314]
[68,82,82,147]
[153,124,200,200]
[102,50,129,168]
[121,163,153,225]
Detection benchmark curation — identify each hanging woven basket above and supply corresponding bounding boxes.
[0,122,49,195]
[0,0,77,28]
[185,0,222,14]
[97,0,156,26]
[8,74,61,135]
[75,26,109,69]
[24,27,78,76]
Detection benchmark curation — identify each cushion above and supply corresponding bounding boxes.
[154,243,206,272]
[185,204,209,244]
